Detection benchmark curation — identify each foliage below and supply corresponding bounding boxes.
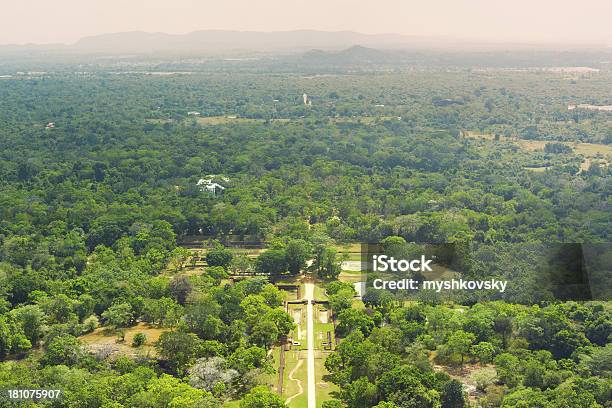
[132,332,147,347]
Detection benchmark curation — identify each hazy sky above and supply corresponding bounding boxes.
[1,0,611,45]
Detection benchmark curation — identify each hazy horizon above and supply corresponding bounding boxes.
[1,0,611,46]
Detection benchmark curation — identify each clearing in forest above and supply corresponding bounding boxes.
[462,131,611,169]
[80,323,168,358]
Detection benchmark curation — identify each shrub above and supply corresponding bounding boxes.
[82,315,99,334]
[132,332,147,347]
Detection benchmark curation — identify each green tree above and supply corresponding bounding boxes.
[250,320,279,348]
[260,284,285,307]
[495,353,522,387]
[206,247,234,270]
[11,305,45,346]
[377,365,441,408]
[329,289,355,315]
[336,309,375,337]
[317,247,342,280]
[102,302,134,329]
[471,341,497,363]
[343,377,377,408]
[440,379,466,408]
[130,374,216,408]
[502,388,550,408]
[322,400,345,408]
[493,314,513,349]
[156,331,202,374]
[551,329,589,359]
[264,308,295,336]
[228,346,268,375]
[42,334,82,366]
[240,386,286,408]
[284,239,310,275]
[256,250,287,279]
[0,315,31,357]
[445,330,475,370]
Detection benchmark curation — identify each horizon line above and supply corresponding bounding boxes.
[1,29,610,48]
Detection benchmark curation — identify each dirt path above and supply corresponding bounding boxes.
[305,282,316,408]
[285,359,304,404]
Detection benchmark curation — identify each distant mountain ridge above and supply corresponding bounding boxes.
[72,30,448,53]
[1,30,609,65]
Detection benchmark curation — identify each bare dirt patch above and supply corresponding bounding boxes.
[80,323,168,359]
[432,361,494,404]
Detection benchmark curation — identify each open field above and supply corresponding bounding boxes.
[193,115,402,127]
[332,243,362,262]
[524,166,549,172]
[283,301,338,408]
[80,323,168,358]
[196,116,292,125]
[338,270,363,282]
[144,118,174,124]
[331,116,397,125]
[283,349,308,408]
[432,359,496,405]
[313,285,328,300]
[196,116,264,125]
[463,131,611,169]
[313,350,339,407]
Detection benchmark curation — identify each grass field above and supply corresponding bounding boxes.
[338,271,363,282]
[196,116,292,125]
[195,116,404,127]
[196,116,263,125]
[463,130,611,169]
[332,243,362,262]
[144,118,174,124]
[313,285,328,300]
[524,166,549,172]
[283,349,308,408]
[331,116,397,125]
[80,323,168,358]
[223,400,241,408]
[314,350,340,406]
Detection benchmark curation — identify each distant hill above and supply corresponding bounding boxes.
[301,45,399,64]
[2,30,610,68]
[73,30,442,53]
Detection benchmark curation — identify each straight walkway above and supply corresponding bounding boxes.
[304,282,316,408]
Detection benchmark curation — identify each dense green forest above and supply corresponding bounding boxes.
[0,60,610,408]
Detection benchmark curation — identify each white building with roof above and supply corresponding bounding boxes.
[197,178,226,195]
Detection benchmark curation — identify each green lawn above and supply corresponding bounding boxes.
[314,285,328,300]
[223,399,242,408]
[283,349,308,408]
[314,351,340,407]
[338,271,363,282]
